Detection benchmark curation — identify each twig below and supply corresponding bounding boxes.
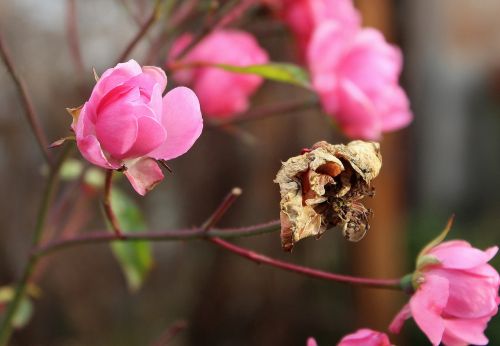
[214,0,256,30]
[151,320,188,346]
[0,32,52,164]
[210,238,402,290]
[103,170,124,238]
[0,144,72,345]
[66,0,85,77]
[32,220,281,256]
[144,0,197,65]
[201,187,242,230]
[115,0,162,64]
[173,0,254,60]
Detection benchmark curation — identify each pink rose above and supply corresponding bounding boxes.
[307,22,412,139]
[390,240,499,346]
[306,337,318,346]
[169,30,269,118]
[73,59,203,195]
[268,0,360,57]
[338,329,391,346]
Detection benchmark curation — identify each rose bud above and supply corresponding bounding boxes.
[308,22,412,139]
[168,30,269,118]
[338,329,391,346]
[390,223,500,346]
[274,140,381,251]
[70,59,203,195]
[265,0,361,59]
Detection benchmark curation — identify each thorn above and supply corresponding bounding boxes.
[158,160,173,173]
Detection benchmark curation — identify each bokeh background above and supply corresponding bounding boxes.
[1,0,500,345]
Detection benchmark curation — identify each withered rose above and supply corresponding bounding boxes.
[274,140,382,251]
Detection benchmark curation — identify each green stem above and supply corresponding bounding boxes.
[0,145,71,345]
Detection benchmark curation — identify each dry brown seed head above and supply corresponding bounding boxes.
[274,140,382,251]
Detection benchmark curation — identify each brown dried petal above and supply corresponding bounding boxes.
[274,140,381,251]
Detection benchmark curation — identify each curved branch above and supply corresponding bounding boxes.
[210,237,403,290]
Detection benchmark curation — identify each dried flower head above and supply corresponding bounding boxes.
[274,140,382,251]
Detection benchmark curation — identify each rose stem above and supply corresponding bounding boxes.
[103,170,124,239]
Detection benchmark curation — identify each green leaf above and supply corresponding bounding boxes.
[109,188,154,292]
[213,63,311,88]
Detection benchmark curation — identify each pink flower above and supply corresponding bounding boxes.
[338,329,391,346]
[306,337,318,346]
[307,22,412,139]
[169,30,269,118]
[390,240,500,346]
[72,59,203,195]
[267,0,360,56]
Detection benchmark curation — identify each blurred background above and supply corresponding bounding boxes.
[1,0,499,345]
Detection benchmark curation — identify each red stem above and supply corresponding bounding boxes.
[103,170,124,238]
[209,237,402,290]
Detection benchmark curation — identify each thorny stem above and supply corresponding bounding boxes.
[0,32,52,165]
[0,144,72,346]
[32,220,281,257]
[103,170,124,238]
[115,0,162,64]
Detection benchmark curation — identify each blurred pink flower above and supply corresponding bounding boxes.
[390,240,500,346]
[266,0,360,57]
[73,59,203,195]
[338,329,391,346]
[306,337,318,346]
[308,22,412,139]
[169,30,269,118]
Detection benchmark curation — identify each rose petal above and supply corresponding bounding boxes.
[389,303,411,334]
[441,317,490,346]
[336,79,381,140]
[193,68,261,116]
[410,274,449,346]
[339,28,402,91]
[308,21,353,78]
[124,157,164,195]
[95,104,138,158]
[124,116,167,158]
[95,60,142,97]
[142,65,167,92]
[431,268,499,319]
[430,244,498,270]
[338,328,391,346]
[148,87,203,160]
[77,135,121,169]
